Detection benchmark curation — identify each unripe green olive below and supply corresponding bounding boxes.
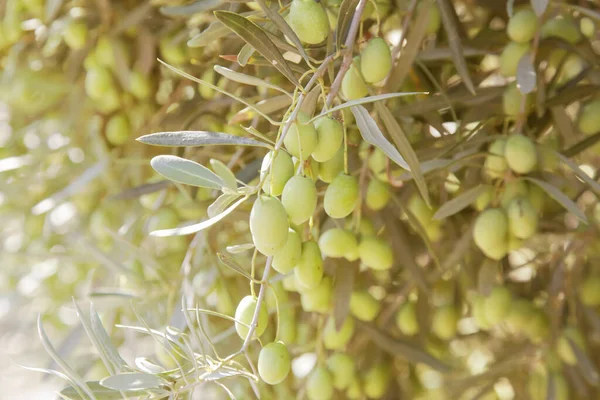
[471,295,491,330]
[284,112,318,160]
[327,353,355,390]
[503,83,532,117]
[483,286,512,325]
[473,208,509,260]
[234,295,269,340]
[94,88,121,114]
[105,113,131,146]
[523,309,550,342]
[528,369,569,400]
[580,276,600,306]
[505,134,537,174]
[363,363,392,399]
[578,100,600,135]
[281,175,317,224]
[474,185,494,211]
[507,8,538,43]
[350,290,381,321]
[282,273,299,292]
[556,327,586,365]
[407,193,433,225]
[295,240,323,290]
[318,228,357,259]
[346,379,362,399]
[508,235,524,251]
[198,68,216,99]
[323,316,354,350]
[300,276,332,313]
[358,236,393,270]
[484,139,508,180]
[526,184,543,214]
[507,197,538,239]
[85,67,115,100]
[324,173,359,219]
[341,61,368,100]
[425,221,442,242]
[541,17,582,44]
[258,342,291,385]
[395,301,419,335]
[500,180,529,208]
[261,151,294,196]
[499,42,530,77]
[431,305,459,340]
[313,117,343,162]
[306,366,334,400]
[159,37,187,65]
[129,69,152,100]
[366,179,390,211]
[288,0,329,44]
[581,17,595,38]
[420,3,441,34]
[319,146,344,183]
[360,38,392,84]
[250,196,290,256]
[63,20,88,50]
[272,229,302,274]
[148,208,179,233]
[278,309,297,344]
[505,298,535,332]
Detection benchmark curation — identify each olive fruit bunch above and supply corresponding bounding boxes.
[342,37,392,100]
[499,7,538,77]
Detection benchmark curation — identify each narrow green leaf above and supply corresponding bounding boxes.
[563,132,600,157]
[208,193,241,218]
[516,53,536,94]
[89,303,127,372]
[531,0,549,16]
[210,159,238,191]
[37,316,96,400]
[350,105,409,170]
[217,253,253,280]
[563,4,600,21]
[188,22,230,47]
[569,337,600,385]
[22,365,82,399]
[160,0,221,16]
[300,86,322,117]
[308,92,424,124]
[231,94,292,124]
[357,321,451,372]
[551,106,576,146]
[336,0,360,51]
[100,372,165,391]
[556,152,600,195]
[214,11,300,87]
[135,358,165,375]
[433,185,488,220]
[237,43,255,67]
[214,65,291,96]
[436,0,476,95]
[524,177,587,223]
[226,243,255,253]
[151,155,223,189]
[138,130,271,148]
[151,196,248,237]
[375,103,430,206]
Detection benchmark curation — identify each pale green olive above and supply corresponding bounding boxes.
[323,316,354,350]
[272,229,302,274]
[507,197,538,240]
[105,113,131,146]
[300,276,332,313]
[295,240,324,290]
[281,175,317,225]
[250,196,290,256]
[360,38,392,84]
[350,290,380,321]
[288,0,329,44]
[319,146,345,183]
[261,151,294,196]
[284,112,318,160]
[313,117,343,162]
[499,42,530,77]
[366,179,391,211]
[578,100,600,135]
[358,236,393,270]
[431,305,459,340]
[341,61,368,100]
[395,301,419,336]
[327,353,356,390]
[363,363,392,399]
[505,134,537,174]
[473,208,509,260]
[484,139,508,180]
[580,276,600,306]
[507,8,538,43]
[483,286,512,325]
[234,295,269,340]
[258,342,291,385]
[318,228,358,259]
[324,173,359,219]
[306,366,334,400]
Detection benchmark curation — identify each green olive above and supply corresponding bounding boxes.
[288,0,329,44]
[473,208,509,260]
[507,8,538,43]
[407,192,433,226]
[105,113,131,146]
[505,134,537,174]
[281,175,317,224]
[360,38,392,84]
[147,208,179,233]
[541,17,582,44]
[366,179,390,211]
[499,42,530,77]
[261,151,294,196]
[578,100,600,135]
[395,301,419,336]
[272,229,302,274]
[483,286,512,325]
[313,117,343,162]
[258,342,291,385]
[507,197,538,239]
[63,20,88,50]
[503,83,532,117]
[420,3,441,34]
[474,185,494,211]
[580,276,600,306]
[284,112,318,160]
[295,240,324,290]
[581,17,595,38]
[346,379,363,399]
[250,196,290,256]
[350,290,381,321]
[159,37,187,65]
[484,139,508,180]
[323,316,354,350]
[358,236,393,270]
[85,67,115,100]
[327,353,356,390]
[363,363,392,399]
[324,173,359,219]
[278,310,297,344]
[129,69,152,100]
[505,298,535,333]
[306,366,334,400]
[556,327,586,365]
[528,369,569,400]
[319,146,345,183]
[301,276,332,313]
[500,180,529,208]
[471,295,491,330]
[523,309,550,342]
[234,295,269,340]
[431,305,459,340]
[318,228,358,259]
[341,61,368,100]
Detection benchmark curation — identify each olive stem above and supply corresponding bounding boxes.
[240,256,273,353]
[324,0,368,108]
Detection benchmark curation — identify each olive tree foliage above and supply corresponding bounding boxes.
[2,0,600,399]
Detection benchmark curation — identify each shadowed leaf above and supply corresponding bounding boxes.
[434,185,488,220]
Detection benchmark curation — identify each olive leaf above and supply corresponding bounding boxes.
[524,177,587,223]
[555,151,600,195]
[217,253,253,280]
[214,11,300,87]
[516,53,536,94]
[100,372,165,391]
[151,155,224,190]
[433,185,488,220]
[214,65,291,97]
[336,0,360,51]
[138,131,271,148]
[188,22,231,47]
[61,381,144,400]
[531,0,549,16]
[210,159,238,192]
